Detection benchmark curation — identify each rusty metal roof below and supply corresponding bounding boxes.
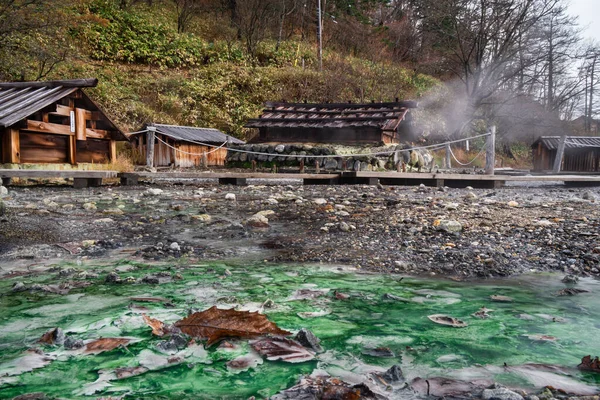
[533,136,600,150]
[245,101,416,130]
[0,79,98,128]
[148,124,245,144]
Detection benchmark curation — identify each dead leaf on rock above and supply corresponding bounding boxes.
[85,338,130,354]
[38,328,63,345]
[131,297,169,303]
[273,376,380,399]
[143,314,167,336]
[490,295,513,302]
[174,306,290,346]
[428,314,468,328]
[578,355,600,372]
[251,337,315,363]
[115,366,149,379]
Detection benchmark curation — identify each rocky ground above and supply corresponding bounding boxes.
[0,179,599,279]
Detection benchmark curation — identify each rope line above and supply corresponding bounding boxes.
[448,145,487,166]
[155,136,228,157]
[135,127,492,160]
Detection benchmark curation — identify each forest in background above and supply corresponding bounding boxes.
[0,0,598,156]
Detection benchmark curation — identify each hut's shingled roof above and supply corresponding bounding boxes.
[147,124,245,144]
[245,101,417,130]
[533,136,600,150]
[0,79,98,128]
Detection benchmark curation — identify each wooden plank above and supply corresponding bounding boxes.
[26,120,74,136]
[0,169,118,178]
[85,128,111,140]
[75,108,86,141]
[51,104,73,117]
[20,132,67,163]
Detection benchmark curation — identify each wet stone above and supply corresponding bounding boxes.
[12,281,26,292]
[380,364,404,384]
[105,272,120,283]
[141,275,160,284]
[482,387,524,400]
[64,336,84,350]
[362,347,395,358]
[295,328,323,353]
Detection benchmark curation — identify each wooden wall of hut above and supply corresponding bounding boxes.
[132,134,228,167]
[533,146,600,172]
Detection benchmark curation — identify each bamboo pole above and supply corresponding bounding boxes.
[485,126,496,175]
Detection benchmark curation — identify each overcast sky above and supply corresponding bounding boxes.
[568,0,600,44]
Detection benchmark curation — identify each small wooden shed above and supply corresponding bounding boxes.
[130,124,244,167]
[0,78,126,165]
[532,136,600,173]
[245,101,417,145]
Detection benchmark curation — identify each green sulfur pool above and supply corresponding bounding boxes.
[0,262,598,399]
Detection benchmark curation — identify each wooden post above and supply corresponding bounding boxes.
[146,126,156,168]
[485,126,496,175]
[201,152,208,168]
[251,160,257,172]
[315,159,320,173]
[4,129,20,164]
[299,159,304,173]
[552,135,567,174]
[68,136,77,165]
[110,140,117,162]
[445,144,451,169]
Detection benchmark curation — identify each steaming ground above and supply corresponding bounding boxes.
[0,181,599,279]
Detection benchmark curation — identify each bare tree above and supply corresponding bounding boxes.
[233,0,278,57]
[173,0,203,33]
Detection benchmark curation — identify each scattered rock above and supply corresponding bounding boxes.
[145,188,163,196]
[225,193,236,201]
[169,242,181,252]
[246,213,269,228]
[482,387,524,400]
[105,272,120,283]
[313,198,327,205]
[435,220,463,233]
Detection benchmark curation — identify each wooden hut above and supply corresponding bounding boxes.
[130,124,244,167]
[532,136,600,173]
[245,101,417,145]
[0,78,126,166]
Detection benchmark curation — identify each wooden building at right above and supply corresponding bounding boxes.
[532,136,600,173]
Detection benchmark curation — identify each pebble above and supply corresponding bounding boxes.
[169,242,181,251]
[225,193,236,201]
[145,188,163,196]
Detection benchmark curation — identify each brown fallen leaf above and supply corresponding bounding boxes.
[250,337,315,363]
[578,355,600,372]
[85,338,130,354]
[174,306,290,346]
[142,314,167,336]
[38,327,63,345]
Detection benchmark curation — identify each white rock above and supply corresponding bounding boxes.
[255,210,275,217]
[339,222,350,232]
[435,220,463,232]
[246,214,269,228]
[535,219,553,227]
[146,188,163,196]
[192,214,211,223]
[93,218,114,224]
[225,193,236,201]
[313,198,327,205]
[170,242,181,251]
[507,201,519,207]
[0,186,8,197]
[83,202,97,210]
[266,198,279,205]
[445,202,460,210]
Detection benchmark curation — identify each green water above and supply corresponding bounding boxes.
[0,262,598,399]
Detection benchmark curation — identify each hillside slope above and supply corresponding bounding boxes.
[42,1,438,139]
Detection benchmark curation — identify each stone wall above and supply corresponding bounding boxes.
[226,143,422,171]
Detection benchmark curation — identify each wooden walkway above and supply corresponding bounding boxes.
[0,169,118,188]
[2,169,600,188]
